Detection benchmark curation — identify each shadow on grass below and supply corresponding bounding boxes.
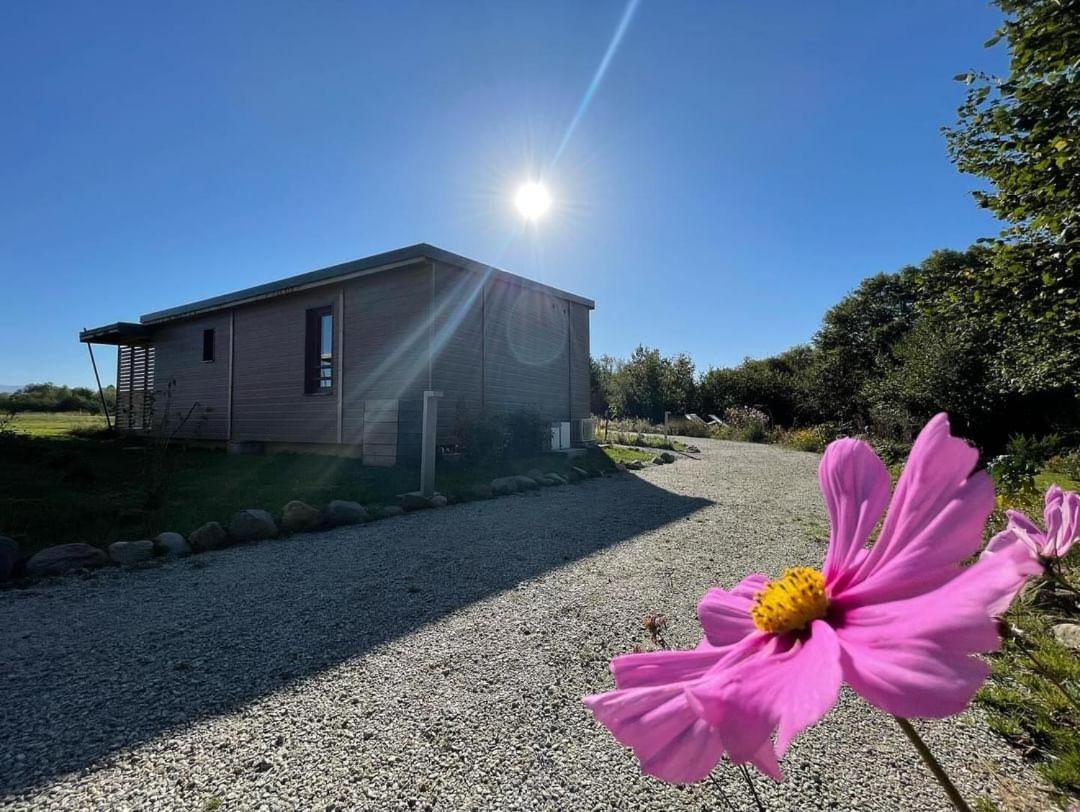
[0,472,710,797]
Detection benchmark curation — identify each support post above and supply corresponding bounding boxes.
[420,390,443,498]
[84,339,112,431]
[664,410,670,444]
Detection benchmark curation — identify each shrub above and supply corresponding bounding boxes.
[711,406,770,443]
[455,408,549,462]
[1045,451,1080,481]
[775,425,835,453]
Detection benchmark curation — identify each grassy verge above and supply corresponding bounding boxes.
[601,430,687,452]
[0,427,616,557]
[977,466,1080,805]
[5,411,109,436]
[599,446,657,466]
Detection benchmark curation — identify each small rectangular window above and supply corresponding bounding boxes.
[304,306,333,393]
[202,329,215,362]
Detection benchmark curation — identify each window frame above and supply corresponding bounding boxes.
[303,305,334,395]
[202,328,215,363]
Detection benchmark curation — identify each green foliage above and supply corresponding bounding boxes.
[0,382,116,414]
[944,0,1080,394]
[1046,451,1080,482]
[989,433,1063,496]
[455,408,550,463]
[591,346,696,423]
[773,425,835,453]
[711,406,770,443]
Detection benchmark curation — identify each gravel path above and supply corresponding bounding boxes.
[0,439,1045,810]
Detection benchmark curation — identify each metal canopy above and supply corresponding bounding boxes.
[79,322,154,346]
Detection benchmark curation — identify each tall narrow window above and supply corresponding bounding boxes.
[304,306,333,393]
[202,329,215,362]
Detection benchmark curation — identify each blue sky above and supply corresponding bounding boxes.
[0,1,1006,388]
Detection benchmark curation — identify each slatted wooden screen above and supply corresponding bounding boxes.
[116,345,156,431]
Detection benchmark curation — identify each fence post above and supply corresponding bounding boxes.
[420,390,443,498]
[664,411,670,444]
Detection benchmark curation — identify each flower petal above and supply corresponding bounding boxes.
[837,413,995,605]
[687,620,842,761]
[980,528,1043,617]
[698,573,767,647]
[818,438,891,591]
[1044,487,1080,558]
[836,543,1040,718]
[584,643,783,784]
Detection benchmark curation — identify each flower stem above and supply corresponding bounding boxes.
[738,764,767,811]
[894,717,971,812]
[708,772,736,812]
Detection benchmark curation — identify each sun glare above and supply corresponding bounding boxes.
[514,181,551,221]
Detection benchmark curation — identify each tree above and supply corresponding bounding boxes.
[944,0,1080,392]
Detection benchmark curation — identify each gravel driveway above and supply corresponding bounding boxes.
[0,439,1044,810]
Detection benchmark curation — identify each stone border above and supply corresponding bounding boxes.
[0,457,667,587]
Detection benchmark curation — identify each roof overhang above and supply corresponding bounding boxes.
[138,243,595,326]
[79,322,154,346]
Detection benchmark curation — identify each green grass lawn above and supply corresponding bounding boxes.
[599,445,657,465]
[0,428,616,557]
[5,411,110,436]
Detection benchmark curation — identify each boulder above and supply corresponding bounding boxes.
[0,535,19,580]
[685,445,701,454]
[1052,623,1080,652]
[490,476,519,496]
[281,500,321,533]
[613,463,627,473]
[526,468,547,482]
[513,475,539,491]
[431,494,448,508]
[379,505,405,519]
[108,540,155,565]
[571,466,590,479]
[189,521,227,552]
[660,451,677,464]
[228,509,278,542]
[400,493,434,512]
[545,473,567,486]
[155,532,191,557]
[652,455,666,466]
[322,500,370,527]
[565,469,582,482]
[625,460,644,471]
[466,483,494,500]
[26,543,109,577]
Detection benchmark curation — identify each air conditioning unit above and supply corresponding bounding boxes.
[579,418,598,443]
[549,421,572,450]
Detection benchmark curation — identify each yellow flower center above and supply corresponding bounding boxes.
[751,567,828,634]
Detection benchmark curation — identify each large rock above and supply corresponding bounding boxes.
[155,532,191,557]
[513,475,539,491]
[108,540,155,565]
[281,500,321,533]
[544,473,567,486]
[466,483,494,500]
[379,505,405,519]
[625,460,644,471]
[322,500,370,527]
[189,521,228,552]
[431,494,448,508]
[1052,623,1080,652]
[490,476,519,496]
[652,455,666,466]
[571,466,591,479]
[400,493,433,512]
[26,543,109,577]
[659,451,677,464]
[228,509,278,542]
[0,535,19,580]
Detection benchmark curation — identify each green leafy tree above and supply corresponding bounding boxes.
[944,0,1080,392]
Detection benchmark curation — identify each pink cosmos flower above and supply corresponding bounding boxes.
[583,414,1038,784]
[980,485,1080,615]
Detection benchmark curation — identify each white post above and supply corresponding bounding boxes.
[420,390,443,498]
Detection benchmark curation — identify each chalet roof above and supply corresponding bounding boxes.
[138,243,594,326]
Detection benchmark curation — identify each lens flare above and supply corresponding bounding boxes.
[514,181,552,221]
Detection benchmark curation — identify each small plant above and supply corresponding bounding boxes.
[774,424,835,453]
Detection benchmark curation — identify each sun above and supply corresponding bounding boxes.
[514,181,552,221]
